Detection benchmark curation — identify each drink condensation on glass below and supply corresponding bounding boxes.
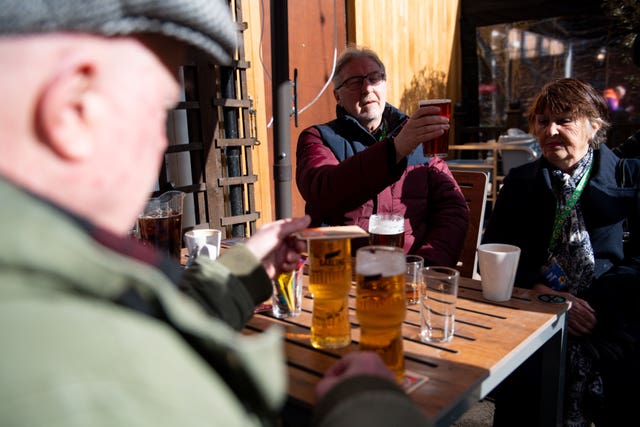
[418,99,451,157]
[368,213,405,249]
[356,245,407,382]
[308,238,352,349]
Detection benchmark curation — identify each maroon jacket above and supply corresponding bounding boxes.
[296,104,469,267]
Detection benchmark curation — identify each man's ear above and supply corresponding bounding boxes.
[35,59,97,160]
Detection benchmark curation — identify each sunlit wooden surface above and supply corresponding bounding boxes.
[244,275,568,426]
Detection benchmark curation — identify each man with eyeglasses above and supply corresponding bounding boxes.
[0,5,432,427]
[296,45,469,267]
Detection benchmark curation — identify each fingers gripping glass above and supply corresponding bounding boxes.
[336,71,386,91]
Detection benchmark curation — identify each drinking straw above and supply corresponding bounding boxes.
[275,256,308,313]
[276,271,294,311]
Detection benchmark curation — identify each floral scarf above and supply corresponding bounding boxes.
[549,147,595,293]
[549,147,604,427]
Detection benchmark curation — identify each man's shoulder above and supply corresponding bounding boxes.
[0,290,258,426]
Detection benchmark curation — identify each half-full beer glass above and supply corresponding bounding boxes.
[308,238,352,349]
[368,213,405,249]
[356,245,407,382]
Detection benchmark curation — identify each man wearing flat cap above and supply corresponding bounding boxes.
[0,1,430,426]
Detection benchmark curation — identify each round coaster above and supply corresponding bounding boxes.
[537,294,567,304]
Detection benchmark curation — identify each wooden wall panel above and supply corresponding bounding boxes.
[244,0,460,221]
[351,0,461,115]
[287,1,348,219]
[244,0,347,220]
[241,0,273,226]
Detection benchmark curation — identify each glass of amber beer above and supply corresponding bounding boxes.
[368,213,405,249]
[308,238,352,349]
[355,245,407,382]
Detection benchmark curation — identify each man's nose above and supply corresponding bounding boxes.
[360,80,374,92]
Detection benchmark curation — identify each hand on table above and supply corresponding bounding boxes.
[315,351,397,400]
[533,283,597,336]
[243,215,311,279]
[565,294,597,336]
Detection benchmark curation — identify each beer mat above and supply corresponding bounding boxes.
[293,225,368,240]
[537,294,567,304]
[402,371,429,394]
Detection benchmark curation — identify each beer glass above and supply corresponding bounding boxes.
[355,245,407,382]
[418,99,451,157]
[138,190,185,260]
[368,213,405,249]
[308,238,352,349]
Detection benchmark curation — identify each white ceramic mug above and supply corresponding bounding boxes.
[477,243,521,302]
[184,229,222,264]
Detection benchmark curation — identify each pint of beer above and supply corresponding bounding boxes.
[368,213,405,249]
[308,238,352,349]
[355,245,407,382]
[138,190,185,260]
[418,99,451,157]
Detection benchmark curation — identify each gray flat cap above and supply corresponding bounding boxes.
[0,0,236,65]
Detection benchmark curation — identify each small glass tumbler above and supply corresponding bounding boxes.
[272,257,306,318]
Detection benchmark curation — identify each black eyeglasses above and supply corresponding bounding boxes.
[335,71,386,91]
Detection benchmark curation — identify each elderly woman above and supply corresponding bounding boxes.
[483,78,640,427]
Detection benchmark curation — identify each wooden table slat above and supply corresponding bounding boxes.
[245,272,568,426]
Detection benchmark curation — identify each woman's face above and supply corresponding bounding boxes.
[532,109,599,171]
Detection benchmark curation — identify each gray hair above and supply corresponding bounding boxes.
[333,45,386,88]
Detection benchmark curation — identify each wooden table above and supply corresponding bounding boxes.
[244,275,568,427]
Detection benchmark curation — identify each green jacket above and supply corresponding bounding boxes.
[0,178,284,427]
[0,178,431,427]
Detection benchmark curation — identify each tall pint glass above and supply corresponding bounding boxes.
[368,213,405,249]
[355,245,407,382]
[308,238,352,349]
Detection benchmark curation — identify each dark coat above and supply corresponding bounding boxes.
[296,103,469,267]
[483,143,640,288]
[485,145,640,426]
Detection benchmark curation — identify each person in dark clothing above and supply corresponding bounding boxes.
[483,77,640,427]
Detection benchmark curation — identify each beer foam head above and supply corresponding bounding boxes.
[356,247,405,276]
[368,214,404,235]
